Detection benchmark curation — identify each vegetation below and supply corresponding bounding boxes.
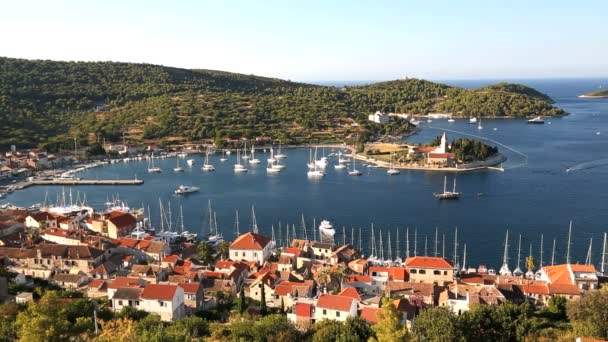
[1,57,564,149]
[450,138,499,162]
[580,89,608,97]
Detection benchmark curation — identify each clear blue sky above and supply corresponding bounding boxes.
[1,0,607,81]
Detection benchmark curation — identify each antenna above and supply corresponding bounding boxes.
[551,238,556,266]
[434,227,439,257]
[585,237,593,265]
[566,220,572,264]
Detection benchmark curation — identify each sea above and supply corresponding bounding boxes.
[3,78,608,269]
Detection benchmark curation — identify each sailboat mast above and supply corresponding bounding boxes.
[516,234,522,271]
[414,228,418,257]
[159,199,164,233]
[351,227,355,246]
[406,227,410,259]
[285,222,289,245]
[208,200,213,235]
[396,229,400,260]
[453,227,458,267]
[602,232,607,274]
[539,234,544,267]
[301,214,308,240]
[461,243,467,273]
[370,223,375,257]
[388,230,393,261]
[424,235,428,256]
[358,228,362,252]
[313,218,317,241]
[251,205,258,234]
[379,229,384,261]
[444,176,447,193]
[235,210,240,236]
[585,238,593,265]
[434,227,439,257]
[214,212,218,235]
[453,178,457,193]
[551,238,556,266]
[180,206,185,233]
[343,226,346,246]
[271,225,276,245]
[566,220,573,264]
[442,234,446,258]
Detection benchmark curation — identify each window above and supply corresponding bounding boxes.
[444,271,448,275]
[323,309,327,315]
[419,270,426,274]
[234,252,238,257]
[118,300,123,305]
[336,311,340,317]
[433,270,441,275]
[242,252,246,257]
[410,269,417,274]
[254,252,258,257]
[255,292,258,296]
[159,301,166,307]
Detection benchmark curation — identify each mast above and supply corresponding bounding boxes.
[351,227,354,246]
[251,206,259,234]
[301,214,308,240]
[424,235,428,256]
[539,234,544,268]
[514,234,522,275]
[159,199,164,233]
[285,222,289,246]
[499,230,511,275]
[434,227,439,257]
[396,229,400,260]
[279,221,283,246]
[442,234,446,258]
[208,200,213,235]
[293,224,297,241]
[379,229,384,261]
[313,218,317,242]
[406,227,410,259]
[271,225,276,245]
[443,176,447,193]
[358,228,362,252]
[461,243,467,273]
[453,178,457,193]
[388,230,393,261]
[414,228,418,257]
[235,210,240,236]
[585,238,593,265]
[453,227,458,268]
[566,220,572,264]
[551,238,556,266]
[278,221,283,247]
[343,226,346,246]
[214,212,219,235]
[602,233,607,274]
[180,206,185,233]
[370,223,375,257]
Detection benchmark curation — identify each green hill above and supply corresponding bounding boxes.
[0,57,565,150]
[481,82,554,103]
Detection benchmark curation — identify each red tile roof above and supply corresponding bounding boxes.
[348,275,371,284]
[428,153,455,158]
[405,256,454,269]
[162,255,179,263]
[178,282,200,294]
[295,302,313,318]
[108,277,142,289]
[517,283,549,295]
[316,294,355,312]
[338,287,362,301]
[548,283,580,296]
[230,232,270,250]
[542,264,573,285]
[215,260,235,269]
[141,284,179,301]
[570,264,596,273]
[282,247,303,256]
[107,212,137,228]
[388,267,408,281]
[361,306,383,324]
[369,266,389,275]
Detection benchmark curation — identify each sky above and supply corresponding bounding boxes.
[1,0,607,81]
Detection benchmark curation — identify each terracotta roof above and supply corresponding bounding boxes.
[108,277,143,289]
[548,283,580,296]
[570,264,596,273]
[316,294,355,312]
[273,280,313,297]
[348,275,371,284]
[88,279,107,290]
[141,284,179,301]
[230,232,270,250]
[107,212,137,228]
[542,264,573,285]
[162,255,179,263]
[215,260,235,269]
[31,212,58,222]
[338,287,362,301]
[388,267,408,281]
[361,306,382,324]
[295,302,313,318]
[428,153,455,158]
[282,247,303,256]
[405,256,454,269]
[178,282,200,294]
[386,281,434,297]
[517,283,549,295]
[369,266,389,275]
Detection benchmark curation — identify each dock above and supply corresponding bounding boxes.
[13,179,144,189]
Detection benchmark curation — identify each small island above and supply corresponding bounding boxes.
[357,132,506,172]
[578,89,608,98]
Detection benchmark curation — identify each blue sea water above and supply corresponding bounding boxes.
[3,78,608,269]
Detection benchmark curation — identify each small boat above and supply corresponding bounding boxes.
[147,153,162,173]
[174,157,184,172]
[319,220,335,236]
[527,116,545,124]
[426,119,433,123]
[337,151,349,164]
[202,149,215,171]
[386,153,400,175]
[271,158,286,170]
[267,147,276,163]
[220,150,228,162]
[348,155,362,176]
[448,118,455,123]
[334,163,346,170]
[469,117,477,124]
[434,176,460,200]
[477,118,483,130]
[234,149,248,173]
[226,150,232,155]
[267,161,281,173]
[249,144,261,164]
[307,169,325,177]
[174,185,200,195]
[186,159,195,166]
[275,142,287,159]
[242,142,250,160]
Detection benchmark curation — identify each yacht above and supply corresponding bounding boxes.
[527,116,545,124]
[267,161,281,173]
[386,153,400,175]
[173,157,184,172]
[314,147,328,167]
[267,147,276,163]
[234,149,248,173]
[318,220,336,237]
[348,155,362,176]
[202,150,215,171]
[434,176,460,199]
[206,201,224,245]
[242,142,250,160]
[275,142,287,159]
[272,157,286,170]
[337,151,350,164]
[186,159,195,166]
[477,118,483,130]
[220,150,228,162]
[174,185,200,195]
[249,144,261,164]
[147,153,162,173]
[469,117,477,124]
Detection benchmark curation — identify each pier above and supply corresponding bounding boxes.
[13,179,144,189]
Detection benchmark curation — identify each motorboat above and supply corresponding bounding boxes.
[527,116,545,124]
[318,220,335,236]
[174,185,200,195]
[448,118,455,122]
[469,117,477,124]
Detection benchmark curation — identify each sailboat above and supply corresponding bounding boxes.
[314,146,328,167]
[220,150,228,162]
[206,200,223,245]
[307,148,325,177]
[271,157,286,170]
[338,151,350,164]
[307,149,316,169]
[334,151,346,170]
[499,230,512,276]
[174,156,184,172]
[513,235,523,276]
[242,142,250,160]
[267,147,276,163]
[267,160,281,173]
[387,153,400,175]
[275,142,287,159]
[349,153,362,176]
[477,118,483,130]
[147,153,162,173]
[468,117,477,124]
[202,149,215,171]
[234,149,248,173]
[434,176,460,199]
[249,144,261,164]
[179,206,197,240]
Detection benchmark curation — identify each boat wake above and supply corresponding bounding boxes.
[426,127,528,170]
[566,158,608,173]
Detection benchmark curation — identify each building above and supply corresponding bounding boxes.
[88,211,137,239]
[427,132,455,166]
[368,111,390,124]
[178,282,204,314]
[314,294,358,322]
[140,284,186,321]
[229,232,273,265]
[404,256,454,286]
[438,281,507,314]
[539,264,598,295]
[25,212,59,229]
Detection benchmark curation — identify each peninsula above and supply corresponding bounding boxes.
[578,89,608,98]
[1,57,564,151]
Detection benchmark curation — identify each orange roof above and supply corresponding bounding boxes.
[178,282,200,294]
[295,302,313,318]
[428,153,455,158]
[141,284,178,301]
[570,264,596,273]
[405,256,454,269]
[88,279,106,289]
[517,283,549,295]
[108,277,141,289]
[388,267,408,281]
[548,283,580,296]
[230,232,270,250]
[542,264,573,285]
[338,287,362,301]
[162,255,179,263]
[215,260,235,269]
[282,247,303,256]
[316,294,355,312]
[348,275,371,284]
[361,306,382,324]
[369,266,389,274]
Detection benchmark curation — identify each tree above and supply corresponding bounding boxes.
[217,240,230,260]
[547,296,567,319]
[196,241,216,266]
[238,287,246,314]
[411,306,461,342]
[318,267,332,293]
[14,291,70,342]
[370,298,407,342]
[165,316,209,340]
[526,255,536,273]
[94,318,137,342]
[311,317,373,342]
[567,287,608,339]
[331,265,349,291]
[260,282,268,316]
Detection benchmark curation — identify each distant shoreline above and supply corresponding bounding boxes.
[577,94,608,99]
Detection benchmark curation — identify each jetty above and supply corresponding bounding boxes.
[13,179,144,189]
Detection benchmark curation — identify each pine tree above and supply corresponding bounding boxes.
[238,287,246,314]
[260,282,268,316]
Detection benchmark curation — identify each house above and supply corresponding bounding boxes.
[111,287,144,313]
[315,294,358,322]
[178,282,204,314]
[114,237,169,262]
[88,211,137,239]
[15,292,34,304]
[52,273,89,289]
[368,111,390,124]
[229,232,272,265]
[310,242,333,261]
[87,279,109,298]
[272,280,315,309]
[330,244,361,264]
[140,284,186,321]
[404,256,454,286]
[539,264,598,294]
[361,306,383,325]
[346,275,374,295]
[248,272,279,307]
[438,281,507,315]
[25,212,59,229]
[130,264,167,283]
[385,281,435,306]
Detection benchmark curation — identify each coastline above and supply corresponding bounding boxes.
[353,152,507,172]
[577,94,608,99]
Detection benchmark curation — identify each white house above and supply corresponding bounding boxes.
[229,232,272,265]
[368,111,390,124]
[140,283,186,321]
[314,294,358,322]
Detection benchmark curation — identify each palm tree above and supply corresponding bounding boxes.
[217,241,230,260]
[331,265,349,291]
[317,267,332,293]
[197,241,216,266]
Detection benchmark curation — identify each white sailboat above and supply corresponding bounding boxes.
[186,159,195,166]
[275,142,287,159]
[434,176,460,199]
[242,142,250,160]
[267,147,276,163]
[220,150,228,162]
[202,149,215,171]
[338,151,350,164]
[477,118,483,130]
[234,149,248,173]
[174,156,184,172]
[249,144,261,164]
[147,153,162,173]
[206,200,223,245]
[469,117,477,124]
[272,157,286,170]
[314,146,328,168]
[386,153,400,175]
[267,161,281,173]
[307,148,325,177]
[348,153,362,176]
[179,206,197,240]
[334,163,346,170]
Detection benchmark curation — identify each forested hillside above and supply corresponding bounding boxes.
[0,57,565,150]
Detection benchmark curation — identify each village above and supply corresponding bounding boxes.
[0,202,606,330]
